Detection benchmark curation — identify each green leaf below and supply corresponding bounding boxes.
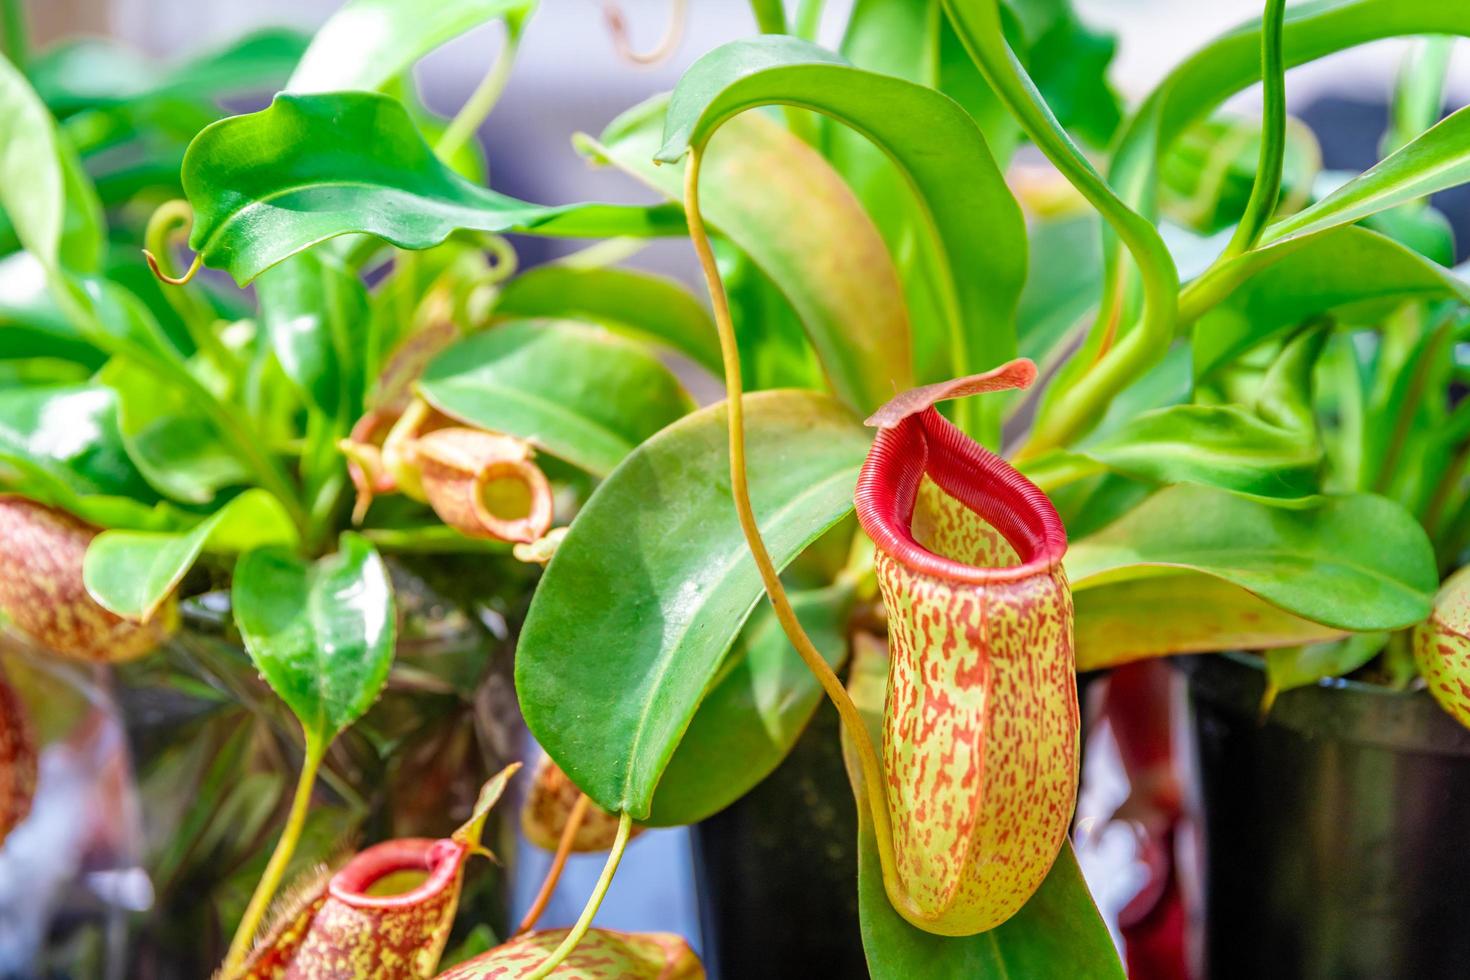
[494,265,722,376]
[1263,104,1470,246]
[1073,573,1344,671]
[1066,485,1437,632]
[257,249,369,417]
[1078,404,1320,503]
[231,532,395,742]
[0,383,157,501]
[417,319,693,477]
[585,91,911,415]
[30,29,309,115]
[1017,215,1103,368]
[0,53,65,266]
[99,357,248,504]
[516,391,869,818]
[1193,226,1470,380]
[653,35,1025,424]
[288,0,534,93]
[645,582,854,827]
[1006,0,1123,147]
[180,92,685,284]
[0,252,104,367]
[84,489,299,621]
[1265,631,1386,694]
[840,634,1123,978]
[1110,0,1470,217]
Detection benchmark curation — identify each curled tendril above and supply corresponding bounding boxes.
[142,199,202,286]
[602,0,688,66]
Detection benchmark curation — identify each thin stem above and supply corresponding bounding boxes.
[683,150,926,929]
[525,812,631,980]
[1220,0,1287,260]
[794,0,825,40]
[941,1,1179,457]
[1,0,26,71]
[222,733,325,975]
[748,0,786,34]
[144,200,237,376]
[436,29,520,162]
[515,793,591,936]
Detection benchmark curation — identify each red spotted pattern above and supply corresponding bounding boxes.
[435,928,703,979]
[240,838,470,979]
[1415,565,1470,727]
[0,497,170,662]
[522,755,642,853]
[856,408,1077,935]
[0,665,36,844]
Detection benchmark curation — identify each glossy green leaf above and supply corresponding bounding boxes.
[840,635,1123,978]
[1073,573,1344,671]
[0,252,103,367]
[84,489,298,621]
[0,53,64,266]
[417,319,693,477]
[287,0,534,94]
[645,582,854,827]
[494,265,722,375]
[0,383,156,501]
[99,357,248,504]
[1263,103,1470,247]
[30,29,308,115]
[231,532,395,742]
[516,391,869,818]
[586,92,911,415]
[1193,226,1470,380]
[653,35,1025,423]
[1078,404,1320,503]
[1066,485,1437,632]
[180,92,684,284]
[257,250,369,417]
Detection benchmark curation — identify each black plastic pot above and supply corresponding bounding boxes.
[1181,652,1470,980]
[692,702,866,980]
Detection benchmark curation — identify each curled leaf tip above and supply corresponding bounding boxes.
[602,0,688,66]
[143,249,202,287]
[864,358,1038,428]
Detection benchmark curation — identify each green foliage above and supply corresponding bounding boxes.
[8,0,1470,972]
[516,392,869,817]
[231,532,395,743]
[418,319,694,476]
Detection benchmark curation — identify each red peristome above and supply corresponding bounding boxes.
[856,408,1066,585]
[239,837,470,979]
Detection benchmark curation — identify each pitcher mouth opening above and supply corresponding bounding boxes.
[855,408,1067,585]
[328,837,464,909]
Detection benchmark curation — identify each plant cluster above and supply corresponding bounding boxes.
[1,0,1469,976]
